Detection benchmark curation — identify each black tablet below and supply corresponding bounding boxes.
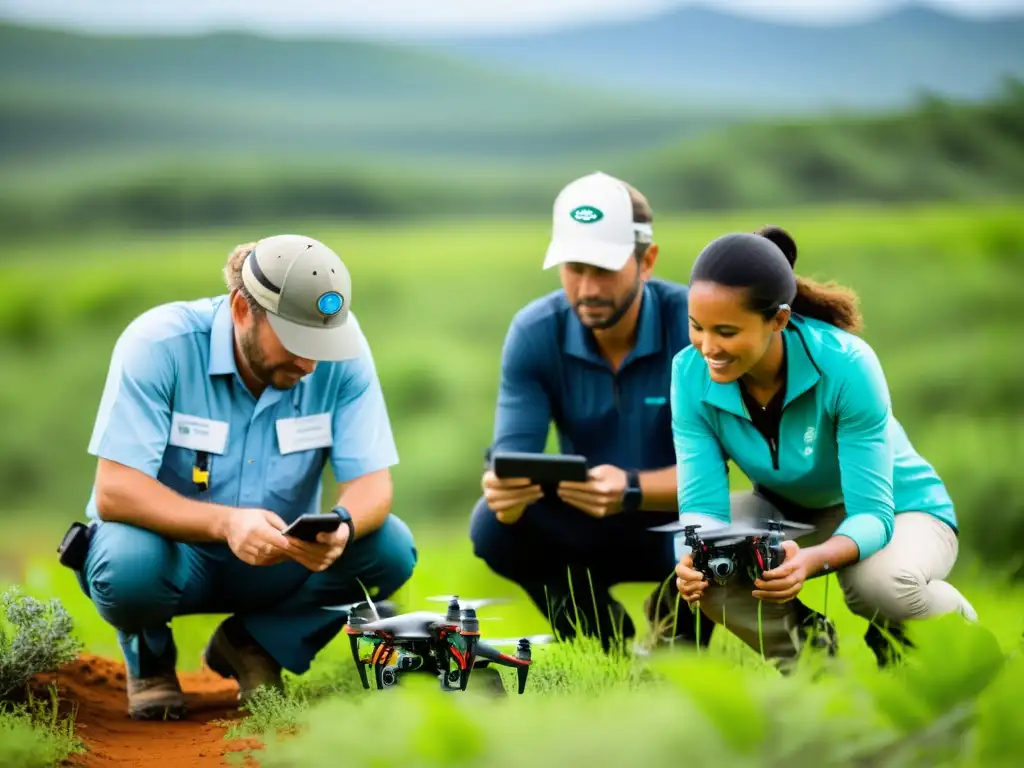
[491,451,589,485]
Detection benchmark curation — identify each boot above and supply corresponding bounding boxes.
[864,621,914,668]
[642,582,714,649]
[125,666,187,721]
[203,617,285,704]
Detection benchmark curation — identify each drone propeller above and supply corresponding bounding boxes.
[321,599,398,619]
[357,611,441,639]
[486,634,555,646]
[648,520,726,534]
[759,518,815,535]
[426,595,510,610]
[648,519,816,540]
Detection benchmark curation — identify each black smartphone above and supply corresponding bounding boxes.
[491,451,589,485]
[282,513,342,542]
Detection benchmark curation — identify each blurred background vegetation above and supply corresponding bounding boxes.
[1,2,1023,591]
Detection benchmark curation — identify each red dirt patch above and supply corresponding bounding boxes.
[32,654,263,768]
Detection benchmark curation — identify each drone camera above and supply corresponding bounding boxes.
[709,556,735,580]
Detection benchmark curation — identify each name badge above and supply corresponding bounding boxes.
[168,412,229,455]
[277,413,333,455]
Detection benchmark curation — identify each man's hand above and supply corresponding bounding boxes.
[481,470,542,524]
[224,508,292,566]
[752,541,809,603]
[284,525,352,572]
[557,464,627,519]
[675,554,708,604]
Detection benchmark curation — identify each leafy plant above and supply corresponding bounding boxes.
[0,587,81,699]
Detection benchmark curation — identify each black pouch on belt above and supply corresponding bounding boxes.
[57,521,94,571]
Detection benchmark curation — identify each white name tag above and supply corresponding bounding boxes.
[277,413,333,455]
[168,412,229,455]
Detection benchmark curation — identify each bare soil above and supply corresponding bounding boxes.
[32,654,263,768]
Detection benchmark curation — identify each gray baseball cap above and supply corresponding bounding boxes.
[240,234,362,361]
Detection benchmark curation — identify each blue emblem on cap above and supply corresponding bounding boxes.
[317,291,343,316]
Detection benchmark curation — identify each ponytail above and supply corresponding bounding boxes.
[754,226,864,334]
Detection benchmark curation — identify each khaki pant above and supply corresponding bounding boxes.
[695,491,977,661]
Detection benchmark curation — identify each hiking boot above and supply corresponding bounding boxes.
[546,589,633,655]
[796,602,839,657]
[643,584,714,649]
[126,667,187,721]
[202,618,284,704]
[865,621,914,668]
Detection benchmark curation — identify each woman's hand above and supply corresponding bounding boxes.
[752,540,810,603]
[675,554,709,604]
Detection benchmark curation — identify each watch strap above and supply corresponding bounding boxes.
[332,505,356,541]
[622,470,642,512]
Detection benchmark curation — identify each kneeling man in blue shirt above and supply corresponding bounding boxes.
[470,172,713,653]
[76,235,416,720]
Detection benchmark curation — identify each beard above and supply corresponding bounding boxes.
[239,323,303,390]
[574,272,643,331]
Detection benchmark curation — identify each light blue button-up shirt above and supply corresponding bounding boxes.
[83,294,398,523]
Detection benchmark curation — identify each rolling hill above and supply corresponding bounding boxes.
[2,80,1021,238]
[431,5,1024,111]
[0,22,718,168]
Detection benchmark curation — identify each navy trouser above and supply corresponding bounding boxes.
[470,497,712,650]
[76,515,417,678]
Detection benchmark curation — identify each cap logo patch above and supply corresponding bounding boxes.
[317,291,343,316]
[570,205,603,223]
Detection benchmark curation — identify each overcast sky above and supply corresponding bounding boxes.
[2,0,1022,37]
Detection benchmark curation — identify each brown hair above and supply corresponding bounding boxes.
[754,226,863,334]
[222,240,264,316]
[625,182,653,260]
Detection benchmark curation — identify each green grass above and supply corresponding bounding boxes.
[0,686,83,768]
[7,527,1024,767]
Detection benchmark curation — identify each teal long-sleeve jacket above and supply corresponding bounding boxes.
[670,313,957,562]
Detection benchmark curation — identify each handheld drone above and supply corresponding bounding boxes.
[650,518,816,585]
[333,595,544,694]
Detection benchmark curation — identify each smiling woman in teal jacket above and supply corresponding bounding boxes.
[670,226,976,667]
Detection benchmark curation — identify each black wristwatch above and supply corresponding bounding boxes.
[621,470,643,513]
[332,505,356,541]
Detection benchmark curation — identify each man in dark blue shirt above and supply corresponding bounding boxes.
[469,172,714,653]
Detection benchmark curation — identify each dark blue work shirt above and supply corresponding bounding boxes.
[491,279,692,472]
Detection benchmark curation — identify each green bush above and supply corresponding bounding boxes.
[0,587,81,700]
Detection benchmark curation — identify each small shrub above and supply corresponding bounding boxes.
[0,587,82,700]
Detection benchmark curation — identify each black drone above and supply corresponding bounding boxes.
[331,595,544,694]
[650,518,816,585]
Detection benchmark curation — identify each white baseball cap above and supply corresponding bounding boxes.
[543,171,654,271]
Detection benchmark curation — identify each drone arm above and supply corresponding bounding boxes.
[474,642,531,669]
